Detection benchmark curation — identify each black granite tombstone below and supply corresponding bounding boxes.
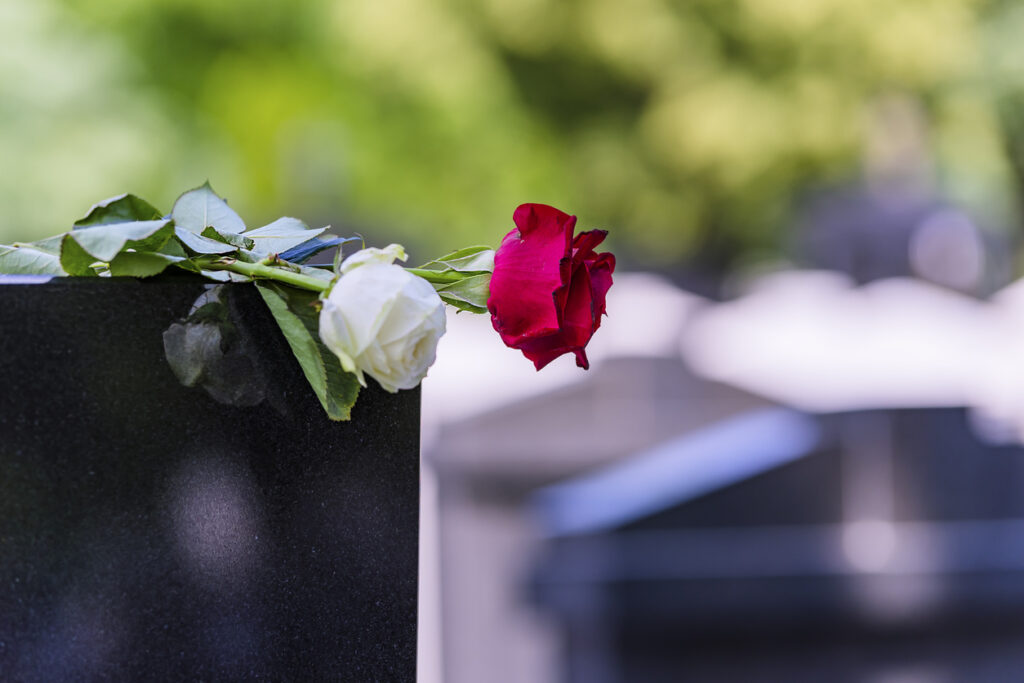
[0,277,418,680]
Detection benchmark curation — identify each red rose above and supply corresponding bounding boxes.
[487,203,615,370]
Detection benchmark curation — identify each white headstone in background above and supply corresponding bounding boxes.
[421,272,704,448]
[681,270,1024,443]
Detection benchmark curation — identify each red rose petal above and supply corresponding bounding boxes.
[487,204,574,345]
[488,203,615,372]
[587,253,615,320]
[517,340,570,371]
[513,263,595,370]
[572,229,607,259]
[560,260,597,348]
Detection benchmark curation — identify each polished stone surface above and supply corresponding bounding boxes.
[0,277,419,680]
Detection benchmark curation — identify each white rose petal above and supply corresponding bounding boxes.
[339,243,407,274]
[319,259,446,393]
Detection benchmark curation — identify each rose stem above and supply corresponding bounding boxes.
[202,258,330,292]
[203,260,470,291]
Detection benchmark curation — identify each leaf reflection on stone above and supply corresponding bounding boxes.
[162,286,267,407]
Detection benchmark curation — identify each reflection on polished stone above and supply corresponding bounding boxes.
[163,285,268,408]
[0,277,419,681]
[167,454,264,589]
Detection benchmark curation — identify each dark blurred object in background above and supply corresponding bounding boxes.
[426,356,769,683]
[531,407,1024,683]
[796,95,1012,296]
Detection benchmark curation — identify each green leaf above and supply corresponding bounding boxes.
[435,272,492,313]
[56,220,173,276]
[159,238,189,258]
[199,269,251,283]
[439,298,487,314]
[108,251,184,277]
[232,248,262,264]
[171,181,246,234]
[74,194,163,228]
[418,245,494,273]
[175,227,238,254]
[255,281,360,421]
[296,263,335,282]
[66,219,174,261]
[201,226,255,250]
[244,217,328,255]
[0,237,67,275]
[59,235,102,276]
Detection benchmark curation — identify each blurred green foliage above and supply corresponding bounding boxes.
[1,0,1020,268]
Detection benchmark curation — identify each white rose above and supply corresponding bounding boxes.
[318,248,446,393]
[337,243,407,274]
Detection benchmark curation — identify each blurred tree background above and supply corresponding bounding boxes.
[2,0,1022,278]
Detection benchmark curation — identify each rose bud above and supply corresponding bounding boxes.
[487,203,615,370]
[319,245,447,392]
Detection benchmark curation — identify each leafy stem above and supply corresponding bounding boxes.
[201,257,330,292]
[0,183,500,422]
[199,261,482,293]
